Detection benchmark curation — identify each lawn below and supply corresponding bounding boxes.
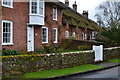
[108,58,120,63]
[22,64,103,78]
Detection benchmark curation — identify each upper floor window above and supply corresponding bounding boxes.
[2,20,13,45]
[2,0,13,8]
[53,28,58,43]
[65,31,69,39]
[53,7,57,20]
[42,27,48,43]
[31,0,37,14]
[30,0,44,16]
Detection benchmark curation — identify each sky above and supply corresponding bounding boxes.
[59,0,105,21]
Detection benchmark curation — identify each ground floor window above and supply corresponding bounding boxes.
[53,28,58,43]
[82,32,85,40]
[65,31,69,39]
[2,20,13,45]
[42,27,48,43]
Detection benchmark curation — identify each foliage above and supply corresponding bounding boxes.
[44,44,64,53]
[95,28,120,46]
[36,49,46,54]
[2,50,22,56]
[95,1,120,28]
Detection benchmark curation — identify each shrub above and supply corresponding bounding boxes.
[2,50,22,56]
[44,44,62,53]
[36,50,46,54]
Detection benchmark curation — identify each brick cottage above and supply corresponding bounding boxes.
[0,0,102,52]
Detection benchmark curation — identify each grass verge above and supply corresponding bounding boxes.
[22,64,103,78]
[108,58,120,63]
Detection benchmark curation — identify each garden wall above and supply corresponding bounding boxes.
[2,46,120,78]
[104,47,120,61]
[2,51,95,78]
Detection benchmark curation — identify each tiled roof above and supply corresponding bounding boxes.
[62,4,102,31]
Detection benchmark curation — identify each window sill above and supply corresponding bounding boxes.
[42,42,48,44]
[53,42,58,43]
[29,14,45,17]
[2,5,13,9]
[2,43,14,46]
[53,19,58,21]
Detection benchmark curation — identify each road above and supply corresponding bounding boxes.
[56,66,120,80]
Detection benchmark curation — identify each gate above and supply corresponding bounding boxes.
[93,45,103,62]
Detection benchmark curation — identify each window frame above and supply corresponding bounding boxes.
[2,0,13,8]
[53,28,58,43]
[82,32,85,40]
[2,20,13,45]
[65,31,69,39]
[42,27,48,44]
[53,7,58,21]
[72,32,76,37]
[30,0,44,17]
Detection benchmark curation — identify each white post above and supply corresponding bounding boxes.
[93,45,103,62]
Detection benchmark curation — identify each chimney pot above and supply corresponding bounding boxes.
[82,10,89,18]
[65,0,69,6]
[72,1,77,11]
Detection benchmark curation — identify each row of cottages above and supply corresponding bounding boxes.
[0,0,102,52]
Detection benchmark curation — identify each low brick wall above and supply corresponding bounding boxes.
[104,47,120,61]
[2,50,95,78]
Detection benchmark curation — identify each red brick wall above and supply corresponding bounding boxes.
[34,3,63,50]
[2,2,29,51]
[0,1,2,51]
[62,24,93,41]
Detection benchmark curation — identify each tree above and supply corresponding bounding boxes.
[95,28,120,47]
[95,1,120,28]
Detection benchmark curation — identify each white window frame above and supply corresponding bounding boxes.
[2,20,13,45]
[30,0,44,16]
[72,32,76,37]
[42,27,48,43]
[53,7,58,20]
[82,32,85,40]
[53,28,58,43]
[2,0,13,8]
[65,31,69,39]
[85,33,87,40]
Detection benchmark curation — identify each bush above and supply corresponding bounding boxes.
[44,44,63,53]
[2,50,22,56]
[36,50,46,54]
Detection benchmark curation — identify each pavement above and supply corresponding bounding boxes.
[45,62,120,80]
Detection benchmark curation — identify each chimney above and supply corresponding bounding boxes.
[82,10,89,18]
[72,1,77,11]
[65,0,69,6]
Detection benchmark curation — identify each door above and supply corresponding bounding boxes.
[27,26,34,52]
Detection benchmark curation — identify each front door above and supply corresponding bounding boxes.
[27,26,34,52]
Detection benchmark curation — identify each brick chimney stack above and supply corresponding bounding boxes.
[82,10,89,18]
[65,0,69,6]
[72,1,77,11]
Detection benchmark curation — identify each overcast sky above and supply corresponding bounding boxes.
[59,0,105,21]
